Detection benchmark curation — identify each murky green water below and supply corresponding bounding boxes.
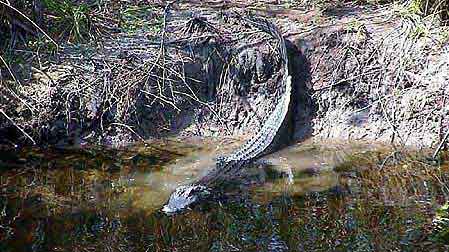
[1,139,448,251]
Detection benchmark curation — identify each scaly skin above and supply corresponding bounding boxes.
[163,15,292,214]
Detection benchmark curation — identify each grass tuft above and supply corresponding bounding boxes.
[42,0,92,42]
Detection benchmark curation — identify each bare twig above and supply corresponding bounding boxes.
[0,1,58,47]
[0,54,36,112]
[0,109,36,145]
[433,130,449,159]
[110,122,145,141]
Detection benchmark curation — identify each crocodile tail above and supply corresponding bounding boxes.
[219,16,291,164]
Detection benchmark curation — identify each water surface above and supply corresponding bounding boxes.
[0,139,448,251]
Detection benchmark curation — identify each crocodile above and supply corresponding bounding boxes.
[163,15,293,213]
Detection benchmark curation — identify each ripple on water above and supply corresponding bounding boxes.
[0,138,448,251]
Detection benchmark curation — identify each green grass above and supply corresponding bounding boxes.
[42,0,92,42]
[120,5,162,33]
[1,0,94,46]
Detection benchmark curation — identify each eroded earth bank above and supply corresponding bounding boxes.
[1,1,448,150]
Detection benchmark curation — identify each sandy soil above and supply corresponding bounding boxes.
[1,1,448,150]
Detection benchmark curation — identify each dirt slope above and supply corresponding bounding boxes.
[1,1,448,150]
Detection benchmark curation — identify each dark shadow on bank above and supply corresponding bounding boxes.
[269,38,314,151]
[286,39,315,144]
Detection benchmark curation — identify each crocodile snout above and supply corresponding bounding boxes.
[162,185,211,213]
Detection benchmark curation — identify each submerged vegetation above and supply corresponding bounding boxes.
[432,202,449,243]
[0,141,448,251]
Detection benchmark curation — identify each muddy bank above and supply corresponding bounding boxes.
[289,4,449,148]
[1,9,304,147]
[0,2,448,150]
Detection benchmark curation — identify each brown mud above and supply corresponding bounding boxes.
[1,1,448,150]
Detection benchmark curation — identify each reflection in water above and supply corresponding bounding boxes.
[0,139,448,251]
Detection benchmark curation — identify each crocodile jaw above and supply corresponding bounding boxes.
[162,185,210,213]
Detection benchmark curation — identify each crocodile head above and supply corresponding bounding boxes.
[162,184,211,214]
